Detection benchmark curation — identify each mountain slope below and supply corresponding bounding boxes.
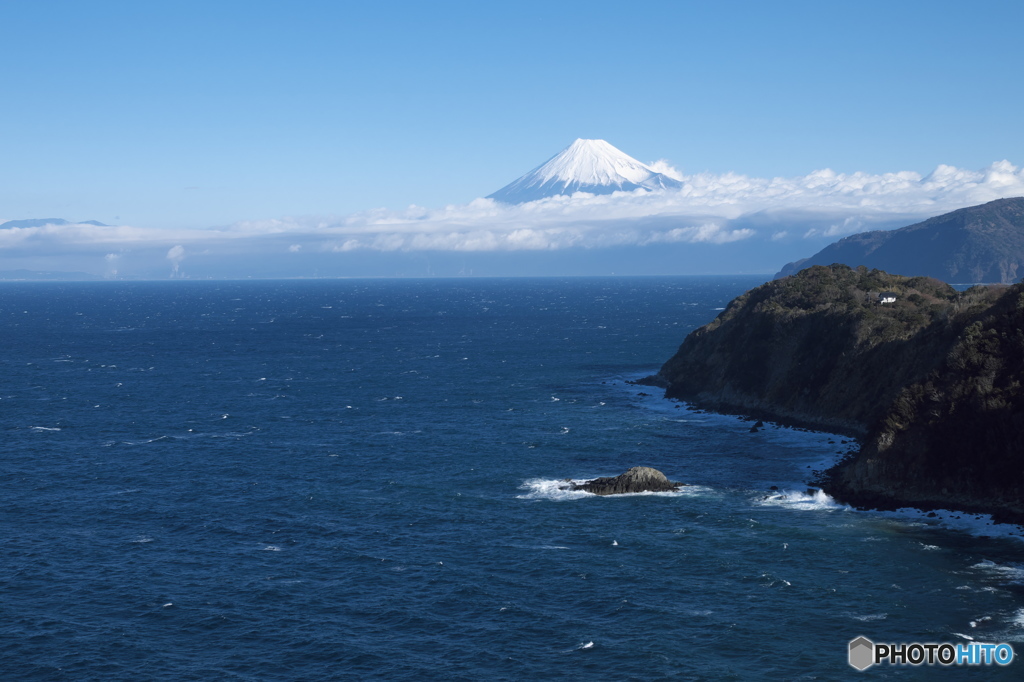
[775,197,1024,283]
[487,138,682,204]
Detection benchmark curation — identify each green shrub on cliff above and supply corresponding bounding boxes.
[657,264,978,433]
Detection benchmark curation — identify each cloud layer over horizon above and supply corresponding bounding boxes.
[3,160,1023,277]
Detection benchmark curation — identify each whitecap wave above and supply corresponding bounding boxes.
[516,479,593,501]
[30,426,61,432]
[970,560,1024,584]
[562,641,595,653]
[756,488,851,511]
[123,435,174,445]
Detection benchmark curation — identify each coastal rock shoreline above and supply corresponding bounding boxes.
[647,264,1024,526]
[564,467,685,495]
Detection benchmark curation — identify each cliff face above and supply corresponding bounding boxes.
[775,197,1024,283]
[657,265,992,434]
[825,287,1024,522]
[653,264,1023,521]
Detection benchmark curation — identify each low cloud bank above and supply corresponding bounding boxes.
[228,159,1024,252]
[2,160,1022,276]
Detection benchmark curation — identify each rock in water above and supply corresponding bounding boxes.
[571,467,683,495]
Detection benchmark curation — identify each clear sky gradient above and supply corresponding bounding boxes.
[2,1,1022,277]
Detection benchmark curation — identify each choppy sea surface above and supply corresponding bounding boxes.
[2,277,1023,680]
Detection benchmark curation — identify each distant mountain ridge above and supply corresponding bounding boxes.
[776,197,1024,283]
[0,218,108,229]
[488,138,682,204]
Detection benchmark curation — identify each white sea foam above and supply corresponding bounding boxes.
[124,435,172,445]
[263,545,282,551]
[756,488,851,512]
[851,613,888,622]
[977,608,1024,644]
[517,479,593,501]
[30,426,61,432]
[871,507,1024,543]
[970,560,1024,583]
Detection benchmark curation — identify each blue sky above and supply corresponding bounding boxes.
[2,1,1023,277]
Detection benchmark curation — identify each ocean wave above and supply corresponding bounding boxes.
[971,609,1024,644]
[120,435,177,445]
[970,559,1024,584]
[849,613,888,622]
[516,479,592,501]
[562,641,595,653]
[755,488,851,512]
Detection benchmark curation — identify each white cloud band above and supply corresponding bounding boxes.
[1,160,1021,261]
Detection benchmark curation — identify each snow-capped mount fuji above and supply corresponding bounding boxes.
[487,138,683,204]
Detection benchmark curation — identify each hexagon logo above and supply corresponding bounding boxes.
[849,636,874,671]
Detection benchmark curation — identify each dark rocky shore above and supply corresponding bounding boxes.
[644,264,1024,524]
[566,467,683,495]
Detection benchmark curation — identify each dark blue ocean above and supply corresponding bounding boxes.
[2,277,1023,680]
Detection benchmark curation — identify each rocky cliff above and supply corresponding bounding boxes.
[648,264,1024,521]
[822,285,1024,522]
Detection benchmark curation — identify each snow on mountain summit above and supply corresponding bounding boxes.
[487,139,682,204]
